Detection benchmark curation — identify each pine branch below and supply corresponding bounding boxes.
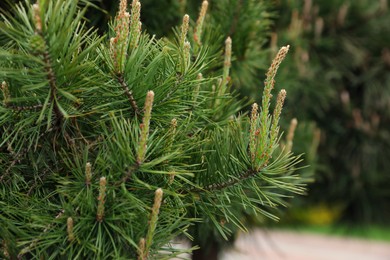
[0,141,27,183]
[137,91,154,164]
[1,156,19,183]
[32,4,64,127]
[120,164,140,184]
[5,103,45,111]
[43,50,63,126]
[117,74,140,115]
[187,168,259,193]
[2,81,45,111]
[194,1,209,46]
[144,188,163,258]
[203,168,258,192]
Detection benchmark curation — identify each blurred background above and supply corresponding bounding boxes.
[1,0,389,256]
[272,0,390,229]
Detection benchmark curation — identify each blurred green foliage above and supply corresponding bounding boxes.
[273,0,390,224]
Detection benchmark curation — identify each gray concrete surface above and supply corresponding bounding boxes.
[220,229,390,260]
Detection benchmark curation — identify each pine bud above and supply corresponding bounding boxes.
[181,14,190,46]
[85,162,92,185]
[119,0,127,14]
[273,89,287,124]
[337,3,349,27]
[152,188,163,216]
[286,118,298,152]
[110,37,116,60]
[193,73,203,102]
[194,1,209,46]
[251,103,259,121]
[2,240,9,258]
[169,118,178,139]
[211,84,216,95]
[138,237,146,260]
[29,34,45,52]
[130,0,142,49]
[145,188,163,256]
[131,21,142,48]
[137,91,154,164]
[171,118,177,128]
[261,46,289,141]
[96,177,107,222]
[169,172,175,184]
[270,89,287,145]
[67,217,75,242]
[266,45,290,84]
[224,37,232,70]
[32,3,42,33]
[221,37,232,90]
[183,40,191,68]
[131,0,141,20]
[315,17,324,41]
[215,77,223,107]
[1,81,10,106]
[111,0,131,73]
[250,103,259,164]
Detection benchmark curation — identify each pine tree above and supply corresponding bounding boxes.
[0,0,305,259]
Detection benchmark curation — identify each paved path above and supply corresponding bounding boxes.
[221,229,390,260]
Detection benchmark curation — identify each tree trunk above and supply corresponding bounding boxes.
[192,240,220,260]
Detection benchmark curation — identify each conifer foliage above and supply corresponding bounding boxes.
[0,0,304,258]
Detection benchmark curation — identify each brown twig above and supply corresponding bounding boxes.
[42,50,64,126]
[117,74,140,115]
[120,164,140,184]
[188,168,259,193]
[5,103,45,111]
[0,144,27,183]
[18,209,65,259]
[32,4,63,127]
